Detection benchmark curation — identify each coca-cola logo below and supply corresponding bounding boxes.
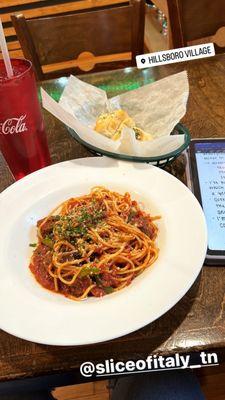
[0,115,28,135]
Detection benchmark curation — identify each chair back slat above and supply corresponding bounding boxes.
[27,6,132,65]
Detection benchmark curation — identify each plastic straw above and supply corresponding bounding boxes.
[0,18,13,78]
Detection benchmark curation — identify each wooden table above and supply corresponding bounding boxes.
[0,54,225,386]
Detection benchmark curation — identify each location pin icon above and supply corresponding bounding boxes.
[141,58,146,64]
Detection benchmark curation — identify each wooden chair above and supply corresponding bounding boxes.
[11,0,145,81]
[167,0,225,52]
[1,1,129,60]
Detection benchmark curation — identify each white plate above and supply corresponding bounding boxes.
[0,157,207,346]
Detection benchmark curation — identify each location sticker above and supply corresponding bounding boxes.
[136,43,215,69]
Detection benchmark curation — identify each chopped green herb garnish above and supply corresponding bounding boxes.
[42,237,54,248]
[104,286,114,294]
[95,275,102,286]
[128,210,136,222]
[79,266,100,278]
[53,205,105,241]
[29,243,37,248]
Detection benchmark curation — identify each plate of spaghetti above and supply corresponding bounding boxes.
[0,157,207,345]
[31,186,160,300]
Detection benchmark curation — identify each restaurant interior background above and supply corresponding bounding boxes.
[0,0,225,399]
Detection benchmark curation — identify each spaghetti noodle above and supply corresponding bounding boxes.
[29,187,160,300]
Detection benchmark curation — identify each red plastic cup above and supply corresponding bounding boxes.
[0,58,51,180]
